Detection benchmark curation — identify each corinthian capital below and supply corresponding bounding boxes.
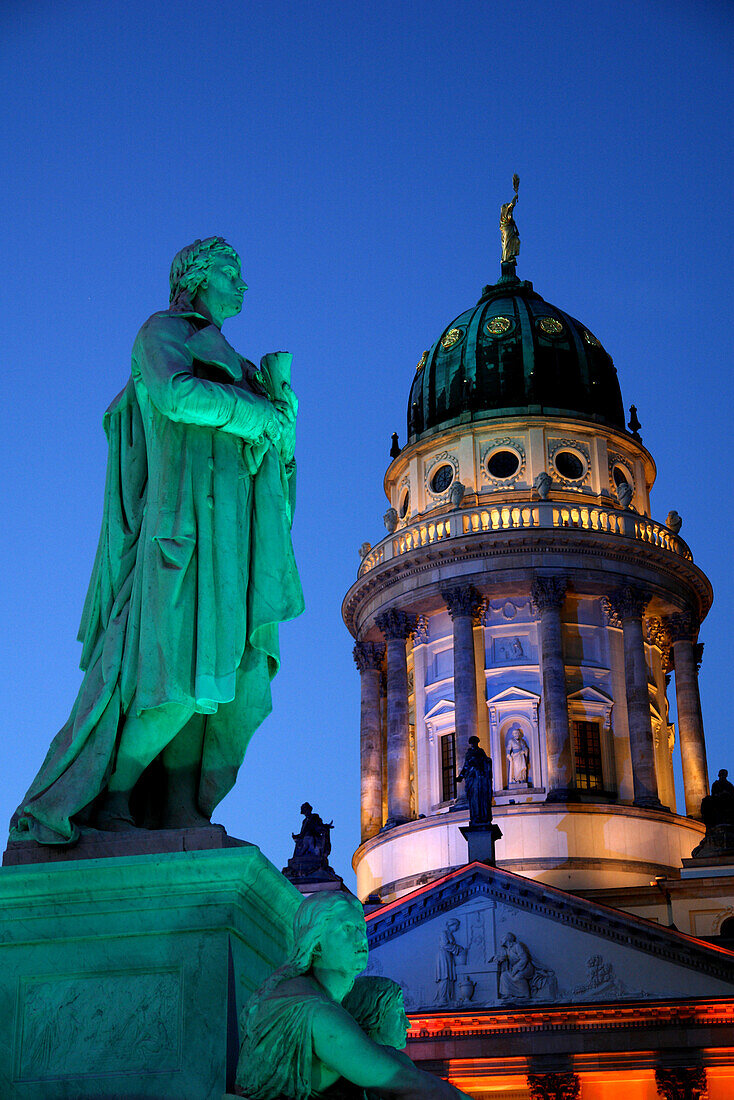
[663,610,699,643]
[527,1073,580,1100]
[441,584,484,623]
[353,640,386,672]
[654,1066,706,1100]
[375,609,416,641]
[608,585,651,621]
[531,575,567,613]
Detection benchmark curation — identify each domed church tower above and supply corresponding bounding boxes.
[344,182,712,904]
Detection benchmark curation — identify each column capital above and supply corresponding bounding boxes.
[531,575,567,613]
[663,610,700,643]
[608,585,652,621]
[653,1066,706,1100]
[645,616,673,672]
[600,596,622,628]
[527,1072,580,1100]
[441,584,484,623]
[353,640,385,672]
[412,614,430,645]
[375,609,415,641]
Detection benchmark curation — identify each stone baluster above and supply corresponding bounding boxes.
[526,1071,580,1100]
[375,610,415,827]
[654,1065,707,1100]
[531,575,574,801]
[441,585,484,755]
[665,611,709,819]
[353,640,386,842]
[609,586,663,808]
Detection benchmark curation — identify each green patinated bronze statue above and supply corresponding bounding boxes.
[10,237,304,846]
[236,893,473,1099]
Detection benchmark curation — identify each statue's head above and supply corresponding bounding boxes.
[468,736,480,748]
[169,236,246,324]
[291,892,368,979]
[446,918,460,932]
[300,802,313,815]
[502,932,516,948]
[342,976,410,1049]
[720,770,729,780]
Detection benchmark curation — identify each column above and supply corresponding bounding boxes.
[609,585,663,808]
[375,609,415,826]
[654,1066,706,1100]
[442,585,484,752]
[531,575,575,801]
[666,612,709,819]
[353,640,386,842]
[526,1072,580,1100]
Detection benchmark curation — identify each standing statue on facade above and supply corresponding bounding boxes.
[506,725,530,785]
[500,174,521,263]
[236,892,473,1099]
[10,237,304,847]
[457,736,494,825]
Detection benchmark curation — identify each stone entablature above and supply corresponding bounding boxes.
[353,803,705,903]
[382,417,656,530]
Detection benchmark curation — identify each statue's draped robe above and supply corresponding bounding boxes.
[12,310,304,845]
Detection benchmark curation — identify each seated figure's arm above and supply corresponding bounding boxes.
[312,1003,472,1100]
[133,315,279,443]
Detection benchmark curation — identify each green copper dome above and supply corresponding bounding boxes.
[407,270,625,442]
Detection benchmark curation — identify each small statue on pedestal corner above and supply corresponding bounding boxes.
[284,803,335,881]
[692,769,734,858]
[457,737,494,825]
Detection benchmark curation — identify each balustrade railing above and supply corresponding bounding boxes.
[356,501,691,577]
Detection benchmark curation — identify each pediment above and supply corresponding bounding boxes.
[424,698,455,721]
[566,686,613,704]
[363,863,734,1013]
[486,686,541,705]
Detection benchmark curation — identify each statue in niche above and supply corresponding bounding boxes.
[506,725,530,786]
[434,918,466,1004]
[615,480,633,509]
[236,893,472,1099]
[457,737,494,825]
[491,933,558,1003]
[500,174,521,263]
[10,237,304,847]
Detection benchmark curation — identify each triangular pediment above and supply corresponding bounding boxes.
[566,686,613,704]
[363,863,734,1013]
[424,698,455,721]
[486,686,541,705]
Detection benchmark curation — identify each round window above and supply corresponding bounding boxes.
[399,488,410,518]
[612,464,631,489]
[430,464,454,493]
[554,450,585,480]
[487,449,520,480]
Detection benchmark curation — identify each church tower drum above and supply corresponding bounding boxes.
[343,202,711,905]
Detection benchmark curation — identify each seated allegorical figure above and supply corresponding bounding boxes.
[235,893,473,1100]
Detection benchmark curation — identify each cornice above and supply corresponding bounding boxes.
[343,529,712,636]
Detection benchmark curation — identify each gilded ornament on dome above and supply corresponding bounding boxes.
[486,316,512,336]
[441,327,464,350]
[537,316,564,336]
[415,350,429,372]
[582,328,601,347]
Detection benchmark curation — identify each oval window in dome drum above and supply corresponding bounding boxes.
[613,464,631,489]
[537,316,564,336]
[554,450,585,480]
[399,488,410,518]
[430,464,454,493]
[487,449,520,479]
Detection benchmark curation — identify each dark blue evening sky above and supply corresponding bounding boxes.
[1,0,732,883]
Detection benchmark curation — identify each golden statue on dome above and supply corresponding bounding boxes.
[500,173,521,263]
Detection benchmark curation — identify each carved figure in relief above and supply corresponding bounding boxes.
[506,725,530,785]
[236,893,472,1099]
[666,510,682,534]
[10,237,304,846]
[491,933,558,1003]
[615,480,633,509]
[533,471,552,500]
[434,918,466,1004]
[457,737,494,824]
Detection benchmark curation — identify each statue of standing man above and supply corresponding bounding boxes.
[10,237,304,846]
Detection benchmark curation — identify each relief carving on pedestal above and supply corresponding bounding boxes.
[19,970,181,1080]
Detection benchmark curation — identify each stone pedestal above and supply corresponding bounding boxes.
[460,822,503,866]
[0,844,300,1099]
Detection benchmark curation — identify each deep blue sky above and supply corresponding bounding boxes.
[1,1,732,884]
